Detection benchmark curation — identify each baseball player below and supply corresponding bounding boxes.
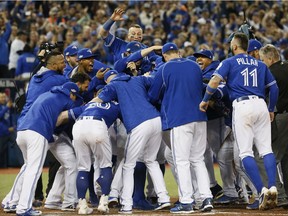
[63,45,78,75]
[149,43,213,213]
[65,48,109,103]
[92,70,170,214]
[100,8,158,209]
[200,33,279,210]
[3,82,79,216]
[193,49,238,203]
[114,41,161,76]
[247,39,262,59]
[99,8,144,62]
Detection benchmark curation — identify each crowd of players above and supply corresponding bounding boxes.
[1,1,288,216]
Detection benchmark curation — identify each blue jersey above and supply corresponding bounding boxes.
[0,104,12,137]
[17,86,77,142]
[0,22,11,66]
[114,50,152,76]
[214,53,277,101]
[71,101,120,128]
[19,67,68,121]
[103,33,128,62]
[98,74,159,132]
[203,60,220,82]
[15,52,38,76]
[63,63,73,76]
[149,58,207,130]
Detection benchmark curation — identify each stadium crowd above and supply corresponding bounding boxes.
[1,0,288,216]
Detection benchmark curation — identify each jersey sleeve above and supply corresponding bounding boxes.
[98,84,117,103]
[213,60,230,81]
[148,66,165,104]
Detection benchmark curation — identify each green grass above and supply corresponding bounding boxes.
[0,165,221,200]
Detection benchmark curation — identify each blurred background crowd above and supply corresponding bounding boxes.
[1,0,288,167]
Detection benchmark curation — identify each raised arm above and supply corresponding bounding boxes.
[99,8,125,39]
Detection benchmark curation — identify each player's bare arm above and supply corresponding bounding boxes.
[199,75,222,112]
[56,110,69,127]
[99,8,125,38]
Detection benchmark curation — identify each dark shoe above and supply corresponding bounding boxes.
[61,204,76,211]
[210,184,223,199]
[108,196,120,208]
[200,198,213,212]
[4,204,17,213]
[147,196,158,205]
[246,200,259,210]
[170,203,194,213]
[32,199,43,208]
[214,195,238,204]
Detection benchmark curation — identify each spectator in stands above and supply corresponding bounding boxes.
[0,12,11,78]
[8,30,27,78]
[0,92,14,168]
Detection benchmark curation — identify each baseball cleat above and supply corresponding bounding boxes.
[170,203,194,214]
[259,187,269,210]
[118,206,132,214]
[214,195,239,204]
[78,198,93,215]
[200,198,213,212]
[44,202,62,210]
[154,202,171,210]
[267,186,278,209]
[16,208,42,216]
[4,204,17,213]
[97,195,109,213]
[246,200,259,210]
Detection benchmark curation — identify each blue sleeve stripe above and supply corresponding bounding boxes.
[69,109,76,120]
[265,80,277,88]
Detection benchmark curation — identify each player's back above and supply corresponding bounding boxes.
[216,53,275,101]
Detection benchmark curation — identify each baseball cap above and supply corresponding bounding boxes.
[77,48,96,60]
[193,49,214,59]
[247,39,262,53]
[62,82,80,96]
[104,70,118,82]
[162,42,178,54]
[186,55,197,62]
[64,45,78,56]
[126,41,142,53]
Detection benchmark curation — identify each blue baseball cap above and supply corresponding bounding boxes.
[64,45,78,57]
[193,49,214,59]
[77,48,96,61]
[104,70,118,82]
[126,41,142,53]
[247,39,262,53]
[186,55,197,62]
[162,42,178,54]
[62,82,80,97]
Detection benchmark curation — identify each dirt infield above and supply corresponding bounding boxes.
[1,204,288,216]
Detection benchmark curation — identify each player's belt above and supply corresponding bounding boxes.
[77,116,103,121]
[236,95,259,102]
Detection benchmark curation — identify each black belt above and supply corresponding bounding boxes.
[77,116,102,121]
[236,95,259,102]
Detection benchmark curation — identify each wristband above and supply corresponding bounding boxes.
[202,85,217,102]
[103,18,115,31]
[202,92,212,102]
